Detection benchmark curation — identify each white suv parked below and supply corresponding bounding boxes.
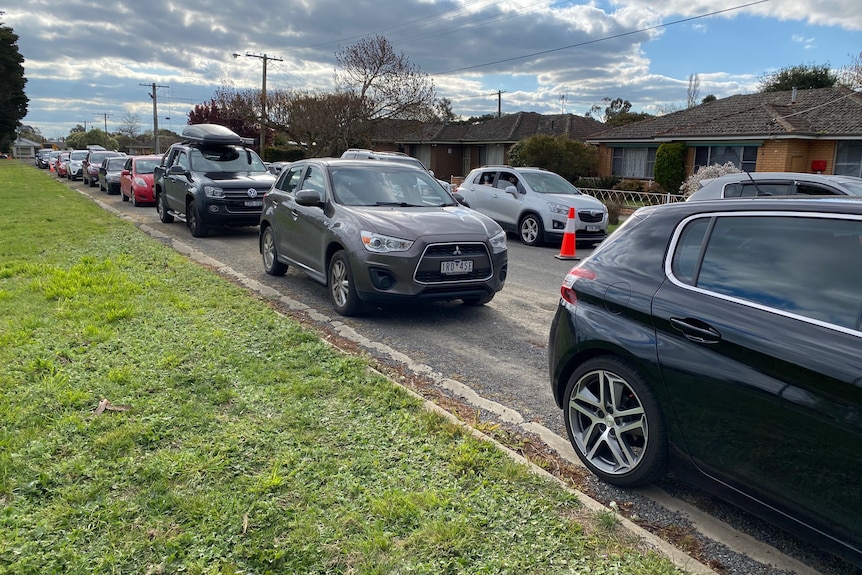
[456,166,608,246]
[340,149,453,192]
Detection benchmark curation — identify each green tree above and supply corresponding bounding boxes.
[653,143,687,194]
[758,63,838,92]
[588,97,653,126]
[0,19,28,151]
[508,135,598,181]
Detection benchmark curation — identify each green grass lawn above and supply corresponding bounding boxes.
[0,160,690,574]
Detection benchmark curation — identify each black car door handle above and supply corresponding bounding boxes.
[669,317,721,344]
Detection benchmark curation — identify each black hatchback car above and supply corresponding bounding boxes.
[548,197,862,568]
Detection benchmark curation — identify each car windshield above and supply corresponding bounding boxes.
[106,158,126,170]
[135,159,158,174]
[519,171,583,195]
[379,155,426,170]
[330,165,455,207]
[190,146,267,173]
[90,152,119,163]
[70,151,88,160]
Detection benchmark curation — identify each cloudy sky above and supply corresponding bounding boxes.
[6,0,861,140]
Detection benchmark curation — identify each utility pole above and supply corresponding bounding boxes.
[142,83,170,154]
[233,52,283,161]
[95,112,111,134]
[496,90,508,117]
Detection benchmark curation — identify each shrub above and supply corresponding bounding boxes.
[680,162,742,196]
[605,200,623,225]
[613,179,644,192]
[653,142,687,194]
[508,135,598,181]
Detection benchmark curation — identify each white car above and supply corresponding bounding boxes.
[686,171,862,200]
[456,166,608,246]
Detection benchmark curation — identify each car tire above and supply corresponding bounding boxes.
[157,193,174,223]
[328,250,364,316]
[462,293,494,306]
[131,192,140,207]
[187,200,209,238]
[261,226,288,276]
[518,214,544,246]
[563,356,668,487]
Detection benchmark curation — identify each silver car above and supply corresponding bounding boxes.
[259,159,508,316]
[456,166,608,246]
[687,171,862,201]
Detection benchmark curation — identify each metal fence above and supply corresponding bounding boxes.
[578,188,686,208]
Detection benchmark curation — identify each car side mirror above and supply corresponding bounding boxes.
[168,165,187,176]
[505,185,519,196]
[121,170,130,176]
[452,192,469,206]
[295,189,324,207]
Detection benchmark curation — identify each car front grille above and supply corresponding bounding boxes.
[414,242,493,283]
[578,210,604,223]
[221,187,266,213]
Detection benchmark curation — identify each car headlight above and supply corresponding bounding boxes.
[547,202,570,215]
[490,230,507,253]
[134,177,147,187]
[203,185,225,198]
[361,231,413,253]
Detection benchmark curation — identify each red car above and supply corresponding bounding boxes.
[119,154,161,206]
[55,151,71,178]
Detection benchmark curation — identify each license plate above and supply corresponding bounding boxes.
[441,260,473,275]
[244,200,263,207]
[586,225,600,232]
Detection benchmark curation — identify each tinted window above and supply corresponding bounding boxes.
[684,215,862,331]
[723,181,791,197]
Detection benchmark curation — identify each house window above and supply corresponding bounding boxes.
[611,147,656,178]
[834,141,862,177]
[694,145,757,171]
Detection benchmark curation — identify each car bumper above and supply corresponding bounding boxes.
[350,239,508,302]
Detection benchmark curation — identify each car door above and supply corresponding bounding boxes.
[484,170,524,227]
[288,164,330,276]
[267,163,306,266]
[165,150,190,211]
[120,157,132,196]
[458,170,498,214]
[651,212,862,550]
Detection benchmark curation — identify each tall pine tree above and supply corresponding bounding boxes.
[0,17,28,152]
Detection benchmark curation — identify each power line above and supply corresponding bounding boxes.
[431,0,773,76]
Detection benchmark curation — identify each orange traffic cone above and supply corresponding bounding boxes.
[555,207,579,260]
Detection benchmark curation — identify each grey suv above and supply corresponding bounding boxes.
[260,158,508,316]
[456,166,608,246]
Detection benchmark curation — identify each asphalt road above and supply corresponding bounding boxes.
[64,174,860,575]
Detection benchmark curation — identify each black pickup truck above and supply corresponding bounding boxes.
[153,124,276,237]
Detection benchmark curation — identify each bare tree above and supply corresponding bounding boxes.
[269,90,371,157]
[117,111,141,138]
[838,51,862,90]
[687,73,700,108]
[334,35,437,123]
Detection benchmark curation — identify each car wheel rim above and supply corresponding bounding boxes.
[263,231,276,270]
[521,218,538,243]
[330,260,349,307]
[567,368,648,476]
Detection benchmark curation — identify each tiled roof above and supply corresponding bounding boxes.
[588,87,862,142]
[372,112,604,144]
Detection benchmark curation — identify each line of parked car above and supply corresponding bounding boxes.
[44,124,862,569]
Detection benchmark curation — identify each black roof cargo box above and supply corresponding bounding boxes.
[181,124,244,146]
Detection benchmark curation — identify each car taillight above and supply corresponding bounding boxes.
[560,266,596,305]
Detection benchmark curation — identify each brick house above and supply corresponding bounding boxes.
[370,112,604,184]
[586,86,862,182]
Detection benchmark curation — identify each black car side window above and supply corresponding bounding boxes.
[695,215,862,330]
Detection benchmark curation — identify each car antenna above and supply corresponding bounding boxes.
[744,171,766,196]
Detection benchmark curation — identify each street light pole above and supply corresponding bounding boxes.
[232,52,283,161]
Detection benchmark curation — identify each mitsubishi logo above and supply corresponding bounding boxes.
[453,245,462,255]
[247,188,258,198]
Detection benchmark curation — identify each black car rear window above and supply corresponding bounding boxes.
[674,215,862,331]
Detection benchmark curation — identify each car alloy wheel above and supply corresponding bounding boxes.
[328,250,363,316]
[563,357,667,486]
[261,226,288,276]
[519,214,543,246]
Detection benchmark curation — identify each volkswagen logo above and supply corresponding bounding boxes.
[247,188,258,198]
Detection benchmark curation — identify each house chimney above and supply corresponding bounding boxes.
[791,87,797,104]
